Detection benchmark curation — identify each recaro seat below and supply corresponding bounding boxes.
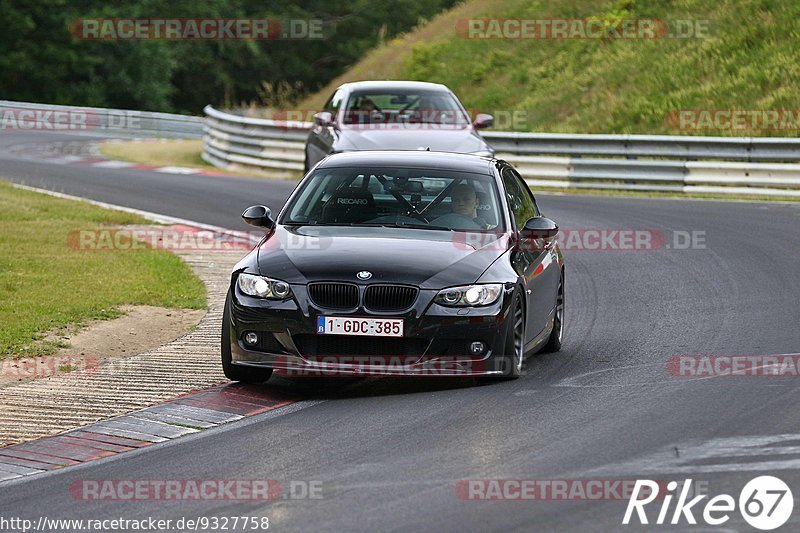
[475,191,498,226]
[320,188,377,223]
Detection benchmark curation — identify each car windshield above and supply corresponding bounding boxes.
[282,166,504,231]
[341,89,470,126]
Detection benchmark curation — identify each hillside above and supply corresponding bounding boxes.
[298,0,800,135]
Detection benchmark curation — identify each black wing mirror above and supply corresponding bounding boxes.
[242,205,275,231]
[522,216,558,239]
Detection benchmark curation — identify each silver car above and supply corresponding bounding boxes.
[304,81,495,171]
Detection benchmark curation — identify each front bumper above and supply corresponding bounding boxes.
[228,282,514,377]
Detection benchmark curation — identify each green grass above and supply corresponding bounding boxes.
[532,186,800,202]
[299,0,800,136]
[0,181,207,357]
[99,139,292,178]
[100,140,211,170]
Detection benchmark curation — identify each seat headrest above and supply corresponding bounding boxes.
[321,188,376,223]
[475,191,497,225]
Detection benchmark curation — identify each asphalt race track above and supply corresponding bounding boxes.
[2,130,799,531]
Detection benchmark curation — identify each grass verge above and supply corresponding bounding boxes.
[100,139,212,170]
[0,181,207,357]
[299,0,800,136]
[99,139,289,178]
[531,186,800,203]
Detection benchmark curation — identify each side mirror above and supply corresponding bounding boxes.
[522,216,558,239]
[473,113,494,129]
[313,111,333,127]
[242,205,275,231]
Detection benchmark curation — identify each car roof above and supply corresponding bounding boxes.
[336,80,451,93]
[316,150,496,174]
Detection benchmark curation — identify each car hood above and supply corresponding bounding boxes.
[335,126,490,154]
[256,226,509,289]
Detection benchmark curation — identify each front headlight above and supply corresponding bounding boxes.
[237,273,292,300]
[434,284,503,307]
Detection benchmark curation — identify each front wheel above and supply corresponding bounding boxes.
[541,271,564,353]
[221,291,273,383]
[479,290,524,382]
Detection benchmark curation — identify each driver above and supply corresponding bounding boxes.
[451,183,479,217]
[451,183,490,227]
[352,96,378,124]
[356,96,377,112]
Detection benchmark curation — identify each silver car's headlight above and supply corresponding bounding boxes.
[434,284,503,307]
[237,273,292,300]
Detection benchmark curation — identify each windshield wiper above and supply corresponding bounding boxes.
[386,222,454,231]
[285,221,454,231]
[283,222,363,227]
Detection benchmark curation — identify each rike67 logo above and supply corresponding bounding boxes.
[623,476,793,530]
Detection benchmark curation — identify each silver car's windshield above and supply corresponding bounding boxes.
[342,89,470,126]
[282,167,504,231]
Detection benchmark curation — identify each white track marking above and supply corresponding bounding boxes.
[586,433,800,475]
[154,166,202,174]
[91,160,138,168]
[11,183,260,244]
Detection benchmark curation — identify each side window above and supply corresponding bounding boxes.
[323,89,344,116]
[511,168,540,219]
[501,167,537,228]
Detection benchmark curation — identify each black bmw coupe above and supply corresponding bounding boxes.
[223,151,564,382]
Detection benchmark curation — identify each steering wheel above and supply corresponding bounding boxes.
[431,213,482,230]
[399,97,421,113]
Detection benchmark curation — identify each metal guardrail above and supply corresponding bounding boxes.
[0,100,204,138]
[8,99,794,197]
[482,131,800,162]
[202,106,800,196]
[201,105,307,178]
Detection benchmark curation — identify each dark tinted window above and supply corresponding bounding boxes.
[501,166,538,228]
[511,167,540,217]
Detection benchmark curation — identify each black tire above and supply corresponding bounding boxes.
[479,290,524,382]
[221,291,273,383]
[541,270,564,353]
